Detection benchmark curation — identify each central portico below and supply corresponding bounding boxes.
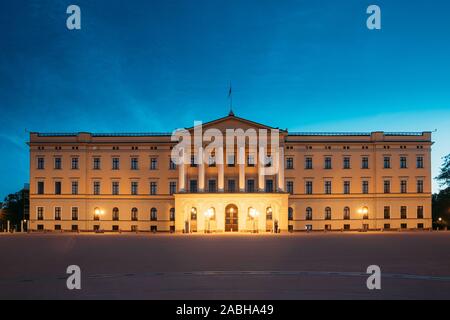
[174,193,289,233]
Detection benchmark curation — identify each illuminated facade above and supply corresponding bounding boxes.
[28,113,433,233]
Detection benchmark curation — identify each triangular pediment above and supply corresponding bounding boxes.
[186,114,287,133]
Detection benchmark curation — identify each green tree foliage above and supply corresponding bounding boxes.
[1,191,25,227]
[436,154,450,188]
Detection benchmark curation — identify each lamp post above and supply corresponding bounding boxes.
[358,207,369,231]
[249,208,259,233]
[204,208,214,233]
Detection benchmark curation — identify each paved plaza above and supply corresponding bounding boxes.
[0,232,449,299]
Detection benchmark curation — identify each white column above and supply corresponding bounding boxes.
[178,163,186,192]
[217,147,224,192]
[277,147,285,191]
[199,162,205,192]
[239,163,245,192]
[258,150,265,192]
[238,145,245,192]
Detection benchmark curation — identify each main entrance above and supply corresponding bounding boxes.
[225,204,238,232]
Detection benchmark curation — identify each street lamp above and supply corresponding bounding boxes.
[204,208,214,233]
[249,207,259,233]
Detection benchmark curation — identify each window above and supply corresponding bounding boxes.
[55,181,61,195]
[228,179,236,192]
[150,208,157,221]
[344,224,350,231]
[343,157,351,169]
[324,181,332,194]
[343,207,350,220]
[401,180,408,193]
[384,224,391,230]
[169,159,177,170]
[305,157,313,169]
[401,223,407,229]
[54,207,61,220]
[37,157,45,170]
[247,179,255,193]
[37,207,44,220]
[305,181,313,195]
[37,224,44,230]
[286,181,294,194]
[384,156,391,169]
[288,207,293,221]
[208,180,217,193]
[247,155,255,167]
[325,207,332,220]
[362,207,369,219]
[417,206,424,219]
[93,157,101,170]
[384,180,391,194]
[112,157,120,170]
[150,158,158,170]
[266,207,273,220]
[94,207,100,221]
[131,208,138,221]
[417,180,424,193]
[150,225,158,232]
[384,206,390,219]
[55,225,61,231]
[71,207,78,220]
[71,157,79,170]
[190,180,198,193]
[131,182,139,195]
[170,208,175,221]
[131,158,139,170]
[401,206,407,219]
[190,208,197,220]
[417,223,424,229]
[37,181,45,195]
[264,155,272,168]
[72,225,79,232]
[190,155,197,167]
[169,181,177,195]
[324,157,332,169]
[416,156,424,169]
[112,207,119,221]
[343,181,350,194]
[362,181,369,194]
[361,157,369,169]
[54,157,62,170]
[71,181,78,195]
[112,225,119,231]
[208,156,216,167]
[150,182,157,195]
[93,181,100,195]
[400,156,407,169]
[227,154,235,167]
[112,182,120,195]
[305,207,313,221]
[265,180,274,193]
[286,157,294,169]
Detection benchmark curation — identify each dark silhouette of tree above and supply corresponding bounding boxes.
[433,153,450,229]
[436,154,450,188]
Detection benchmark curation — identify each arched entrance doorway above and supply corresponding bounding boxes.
[225,204,238,232]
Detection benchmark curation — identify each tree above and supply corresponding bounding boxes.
[2,191,25,230]
[436,154,450,188]
[433,153,450,229]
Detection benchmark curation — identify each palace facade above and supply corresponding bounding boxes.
[28,113,433,233]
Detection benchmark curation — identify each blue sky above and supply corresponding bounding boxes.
[0,0,449,198]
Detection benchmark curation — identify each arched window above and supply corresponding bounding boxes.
[325,207,332,220]
[190,207,197,220]
[306,207,313,220]
[131,207,138,221]
[170,208,175,221]
[362,206,369,219]
[266,207,273,220]
[343,207,350,220]
[150,208,157,221]
[288,207,294,221]
[112,207,119,221]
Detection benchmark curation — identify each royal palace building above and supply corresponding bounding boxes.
[28,113,433,233]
